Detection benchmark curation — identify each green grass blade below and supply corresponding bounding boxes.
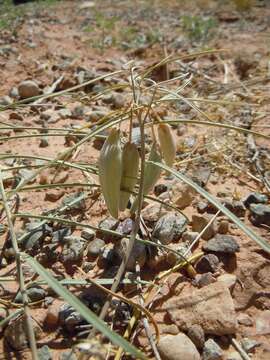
[149,161,270,254]
[22,254,148,360]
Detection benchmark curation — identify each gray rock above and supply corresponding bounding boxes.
[203,234,240,254]
[203,338,222,360]
[192,214,217,240]
[152,213,187,245]
[116,238,146,271]
[194,273,216,288]
[9,87,19,99]
[15,286,46,303]
[81,229,95,241]
[116,218,134,236]
[243,192,268,208]
[61,236,85,263]
[59,303,84,332]
[157,333,200,360]
[87,238,105,258]
[18,80,40,99]
[187,324,205,349]
[0,95,12,106]
[4,316,42,350]
[195,254,220,273]
[223,199,246,218]
[249,204,270,226]
[37,345,52,360]
[20,221,52,250]
[241,338,260,353]
[52,228,71,243]
[97,216,119,241]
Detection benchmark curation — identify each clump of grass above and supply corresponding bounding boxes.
[182,14,217,43]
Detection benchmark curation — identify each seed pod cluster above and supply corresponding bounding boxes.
[157,123,176,168]
[99,129,140,218]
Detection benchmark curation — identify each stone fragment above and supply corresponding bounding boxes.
[218,220,229,234]
[203,234,240,254]
[87,238,105,258]
[97,216,119,241]
[243,192,268,208]
[165,282,237,335]
[157,333,200,360]
[195,254,220,273]
[256,310,270,335]
[249,204,270,226]
[116,238,146,271]
[45,190,65,202]
[203,338,223,360]
[192,214,217,240]
[152,213,187,245]
[61,236,85,263]
[194,273,216,288]
[187,324,205,349]
[173,183,195,209]
[81,229,95,241]
[141,202,168,222]
[18,80,40,99]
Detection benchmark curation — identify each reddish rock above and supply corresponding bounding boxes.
[165,282,237,335]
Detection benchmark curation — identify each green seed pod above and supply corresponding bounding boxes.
[131,142,162,213]
[157,123,176,168]
[119,142,139,211]
[98,128,122,219]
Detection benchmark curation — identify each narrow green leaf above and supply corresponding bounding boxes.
[22,254,148,360]
[149,161,270,254]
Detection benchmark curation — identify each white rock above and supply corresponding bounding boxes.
[157,333,200,360]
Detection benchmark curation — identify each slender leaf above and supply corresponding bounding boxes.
[149,161,270,254]
[22,254,148,360]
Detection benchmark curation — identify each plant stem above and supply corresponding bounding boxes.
[0,170,38,360]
